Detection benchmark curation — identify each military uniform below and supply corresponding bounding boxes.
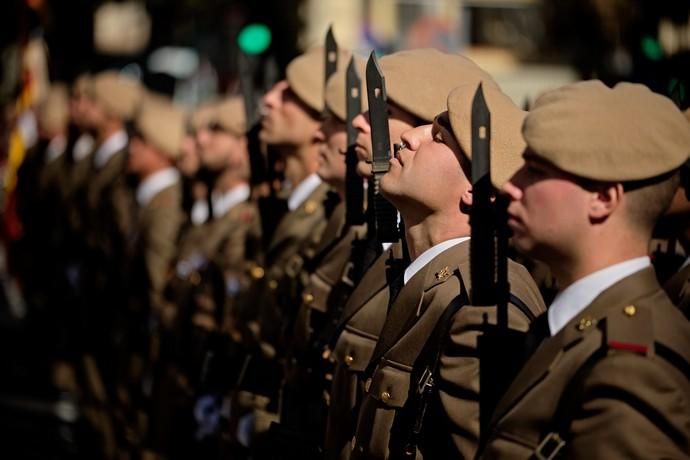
[478,81,690,459]
[481,267,690,458]
[325,243,402,460]
[350,241,545,459]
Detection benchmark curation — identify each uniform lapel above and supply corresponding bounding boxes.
[492,266,662,422]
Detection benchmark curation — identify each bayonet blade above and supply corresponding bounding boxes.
[345,57,365,225]
[365,51,398,243]
[470,83,496,306]
[324,25,338,88]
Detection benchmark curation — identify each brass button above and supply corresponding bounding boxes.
[305,200,317,214]
[268,280,278,290]
[250,265,265,280]
[188,271,201,286]
[623,305,636,317]
[380,391,392,403]
[344,355,354,366]
[303,292,314,304]
[576,316,597,331]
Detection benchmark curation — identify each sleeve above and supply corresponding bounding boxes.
[564,350,690,459]
[145,204,183,312]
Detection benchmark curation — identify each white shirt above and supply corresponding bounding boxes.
[45,135,67,163]
[403,237,469,285]
[73,133,95,161]
[548,256,651,336]
[136,168,180,207]
[190,200,210,226]
[287,173,322,211]
[211,183,251,218]
[94,130,128,169]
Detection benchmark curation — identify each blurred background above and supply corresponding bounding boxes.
[0,0,689,457]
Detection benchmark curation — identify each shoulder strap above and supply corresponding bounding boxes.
[392,274,469,459]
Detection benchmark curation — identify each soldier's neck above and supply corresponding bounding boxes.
[551,235,649,289]
[213,169,247,193]
[97,121,124,144]
[282,144,319,188]
[403,211,469,262]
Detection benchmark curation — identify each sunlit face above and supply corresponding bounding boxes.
[352,102,422,179]
[381,115,470,214]
[259,80,321,147]
[502,156,590,262]
[128,135,158,175]
[316,113,347,187]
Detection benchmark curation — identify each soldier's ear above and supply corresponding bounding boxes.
[460,187,473,213]
[589,183,622,222]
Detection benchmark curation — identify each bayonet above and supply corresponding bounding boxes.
[324,25,338,90]
[345,57,365,225]
[470,83,496,307]
[365,51,398,243]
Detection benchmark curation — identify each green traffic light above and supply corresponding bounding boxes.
[238,23,272,55]
[641,36,663,61]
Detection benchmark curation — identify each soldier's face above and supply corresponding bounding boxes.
[352,103,419,179]
[128,135,158,175]
[200,128,246,172]
[316,114,347,187]
[381,118,470,215]
[259,80,321,147]
[503,157,590,262]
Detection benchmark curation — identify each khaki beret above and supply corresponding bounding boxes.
[213,97,246,136]
[89,71,142,121]
[380,48,497,123]
[324,56,368,122]
[286,46,353,114]
[524,80,690,182]
[135,100,185,159]
[190,100,218,132]
[39,83,70,134]
[447,83,527,188]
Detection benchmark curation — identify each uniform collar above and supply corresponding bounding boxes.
[73,132,95,161]
[548,256,651,335]
[136,167,180,206]
[94,129,128,169]
[403,236,469,285]
[45,135,67,163]
[287,173,322,211]
[210,183,250,218]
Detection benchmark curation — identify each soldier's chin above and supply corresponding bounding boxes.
[356,160,373,179]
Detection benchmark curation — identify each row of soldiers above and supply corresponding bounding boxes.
[12,29,690,459]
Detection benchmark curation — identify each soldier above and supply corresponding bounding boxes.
[325,49,520,459]
[479,81,690,458]
[124,97,186,446]
[176,96,261,331]
[349,77,545,459]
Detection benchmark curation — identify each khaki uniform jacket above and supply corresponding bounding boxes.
[249,182,335,346]
[351,241,546,459]
[326,243,403,460]
[83,147,135,261]
[664,261,690,319]
[481,267,690,459]
[292,201,366,352]
[133,182,184,312]
[178,198,261,273]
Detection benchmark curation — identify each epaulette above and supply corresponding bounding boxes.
[604,304,654,357]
